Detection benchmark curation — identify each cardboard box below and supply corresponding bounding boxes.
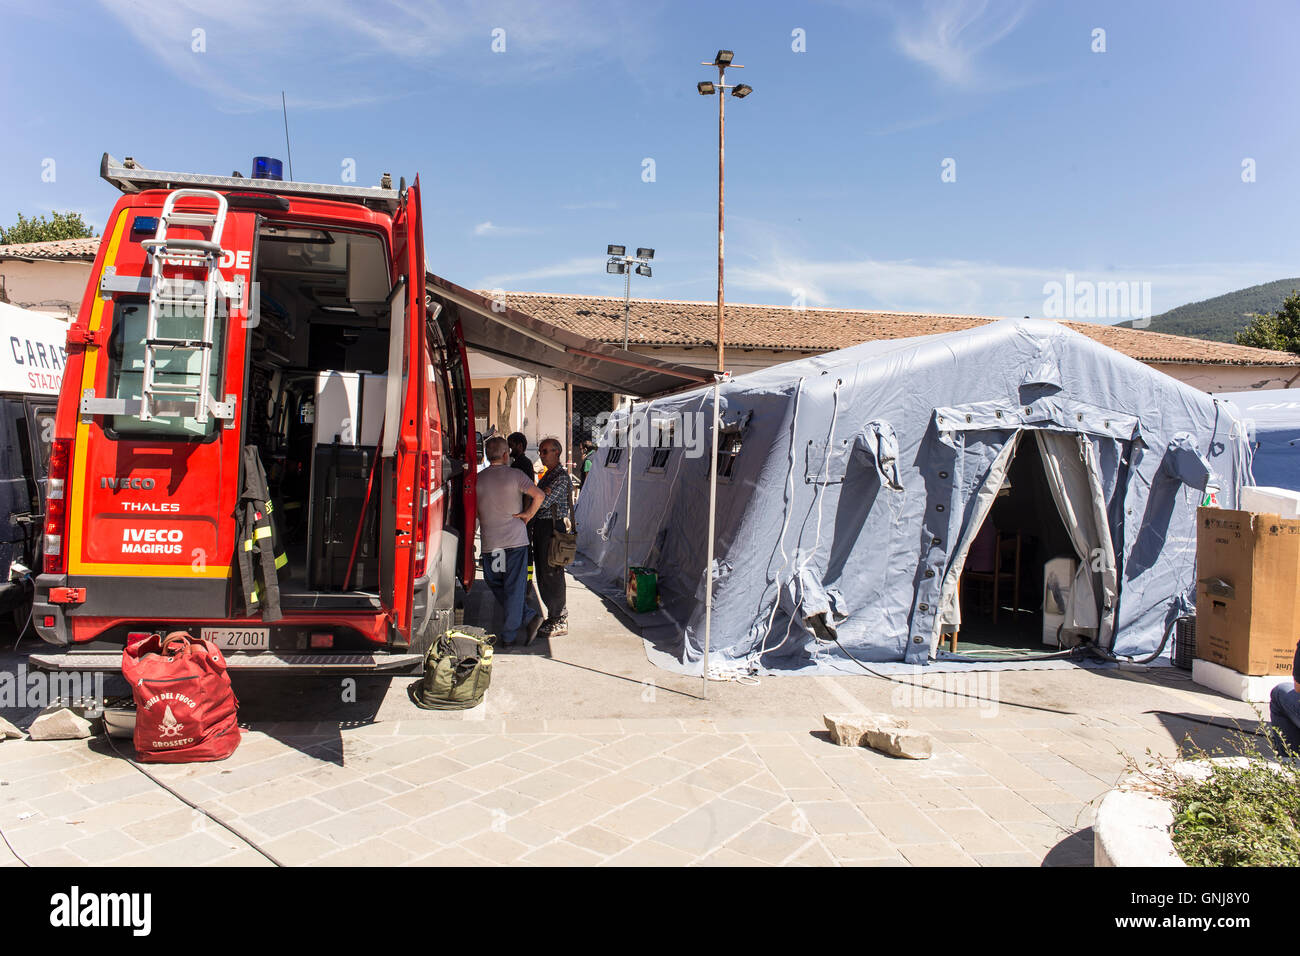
[1196,507,1300,676]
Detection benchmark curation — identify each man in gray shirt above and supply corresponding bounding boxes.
[478,436,546,645]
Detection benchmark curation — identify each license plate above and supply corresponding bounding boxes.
[202,627,269,651]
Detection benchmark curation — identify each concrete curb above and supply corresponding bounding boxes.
[1094,758,1264,866]
[1093,788,1184,867]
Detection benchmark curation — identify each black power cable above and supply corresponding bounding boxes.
[1083,615,1184,666]
[830,625,1284,751]
[104,733,284,867]
[1149,710,1274,740]
[829,636,1089,718]
[0,822,30,867]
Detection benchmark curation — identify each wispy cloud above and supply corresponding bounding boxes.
[473,221,534,237]
[94,0,628,112]
[865,109,962,136]
[479,256,607,288]
[730,248,1293,321]
[885,0,1031,89]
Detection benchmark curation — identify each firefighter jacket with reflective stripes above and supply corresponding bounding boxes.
[236,445,287,622]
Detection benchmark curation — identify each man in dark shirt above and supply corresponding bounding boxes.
[507,432,535,485]
[532,437,574,638]
[1270,641,1300,756]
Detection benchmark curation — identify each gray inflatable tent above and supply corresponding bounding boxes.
[1218,388,1300,491]
[575,319,1251,673]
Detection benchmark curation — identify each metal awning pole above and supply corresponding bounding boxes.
[703,377,721,699]
[623,266,632,352]
[624,400,634,605]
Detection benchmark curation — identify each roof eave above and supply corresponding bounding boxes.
[0,254,97,263]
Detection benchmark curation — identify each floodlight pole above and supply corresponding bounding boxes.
[699,52,748,374]
[622,265,632,352]
[716,65,725,375]
[702,374,723,698]
[624,399,634,609]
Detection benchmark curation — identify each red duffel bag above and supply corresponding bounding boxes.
[121,631,241,763]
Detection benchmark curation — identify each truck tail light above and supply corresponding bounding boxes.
[43,438,72,574]
[414,451,431,578]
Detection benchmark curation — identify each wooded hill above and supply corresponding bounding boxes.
[1115,278,1300,342]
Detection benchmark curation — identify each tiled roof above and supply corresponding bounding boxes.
[0,237,1287,366]
[0,237,100,261]
[1051,320,1298,365]
[484,291,1300,367]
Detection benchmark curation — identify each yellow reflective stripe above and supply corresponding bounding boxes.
[244,539,253,552]
[254,527,272,540]
[265,501,274,513]
[274,552,287,569]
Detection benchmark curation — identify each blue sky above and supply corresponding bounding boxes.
[2,0,1299,321]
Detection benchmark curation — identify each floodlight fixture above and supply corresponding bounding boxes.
[731,84,752,98]
[697,81,715,95]
[714,50,733,66]
[606,242,655,350]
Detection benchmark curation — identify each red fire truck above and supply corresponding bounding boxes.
[31,154,477,675]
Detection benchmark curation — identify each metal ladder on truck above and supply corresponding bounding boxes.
[138,189,231,424]
[82,188,237,426]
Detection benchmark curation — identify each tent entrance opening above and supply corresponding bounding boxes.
[950,434,1077,656]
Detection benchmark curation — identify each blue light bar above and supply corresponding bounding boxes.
[252,156,284,181]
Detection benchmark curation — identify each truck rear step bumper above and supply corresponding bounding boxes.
[28,652,424,675]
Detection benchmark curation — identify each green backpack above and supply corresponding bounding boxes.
[408,627,494,711]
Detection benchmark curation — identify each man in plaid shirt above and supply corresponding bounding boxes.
[531,437,573,637]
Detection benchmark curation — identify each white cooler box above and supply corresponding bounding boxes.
[1239,485,1300,518]
[313,371,386,446]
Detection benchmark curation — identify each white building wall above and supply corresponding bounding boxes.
[1151,362,1300,393]
[0,260,90,318]
[464,350,578,467]
[535,378,570,461]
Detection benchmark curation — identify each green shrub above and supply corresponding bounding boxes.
[0,211,96,244]
[1127,728,1298,867]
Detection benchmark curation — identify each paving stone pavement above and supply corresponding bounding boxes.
[0,577,1264,867]
[0,707,1221,867]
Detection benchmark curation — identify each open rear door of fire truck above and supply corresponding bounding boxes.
[379,178,429,643]
[443,316,476,591]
